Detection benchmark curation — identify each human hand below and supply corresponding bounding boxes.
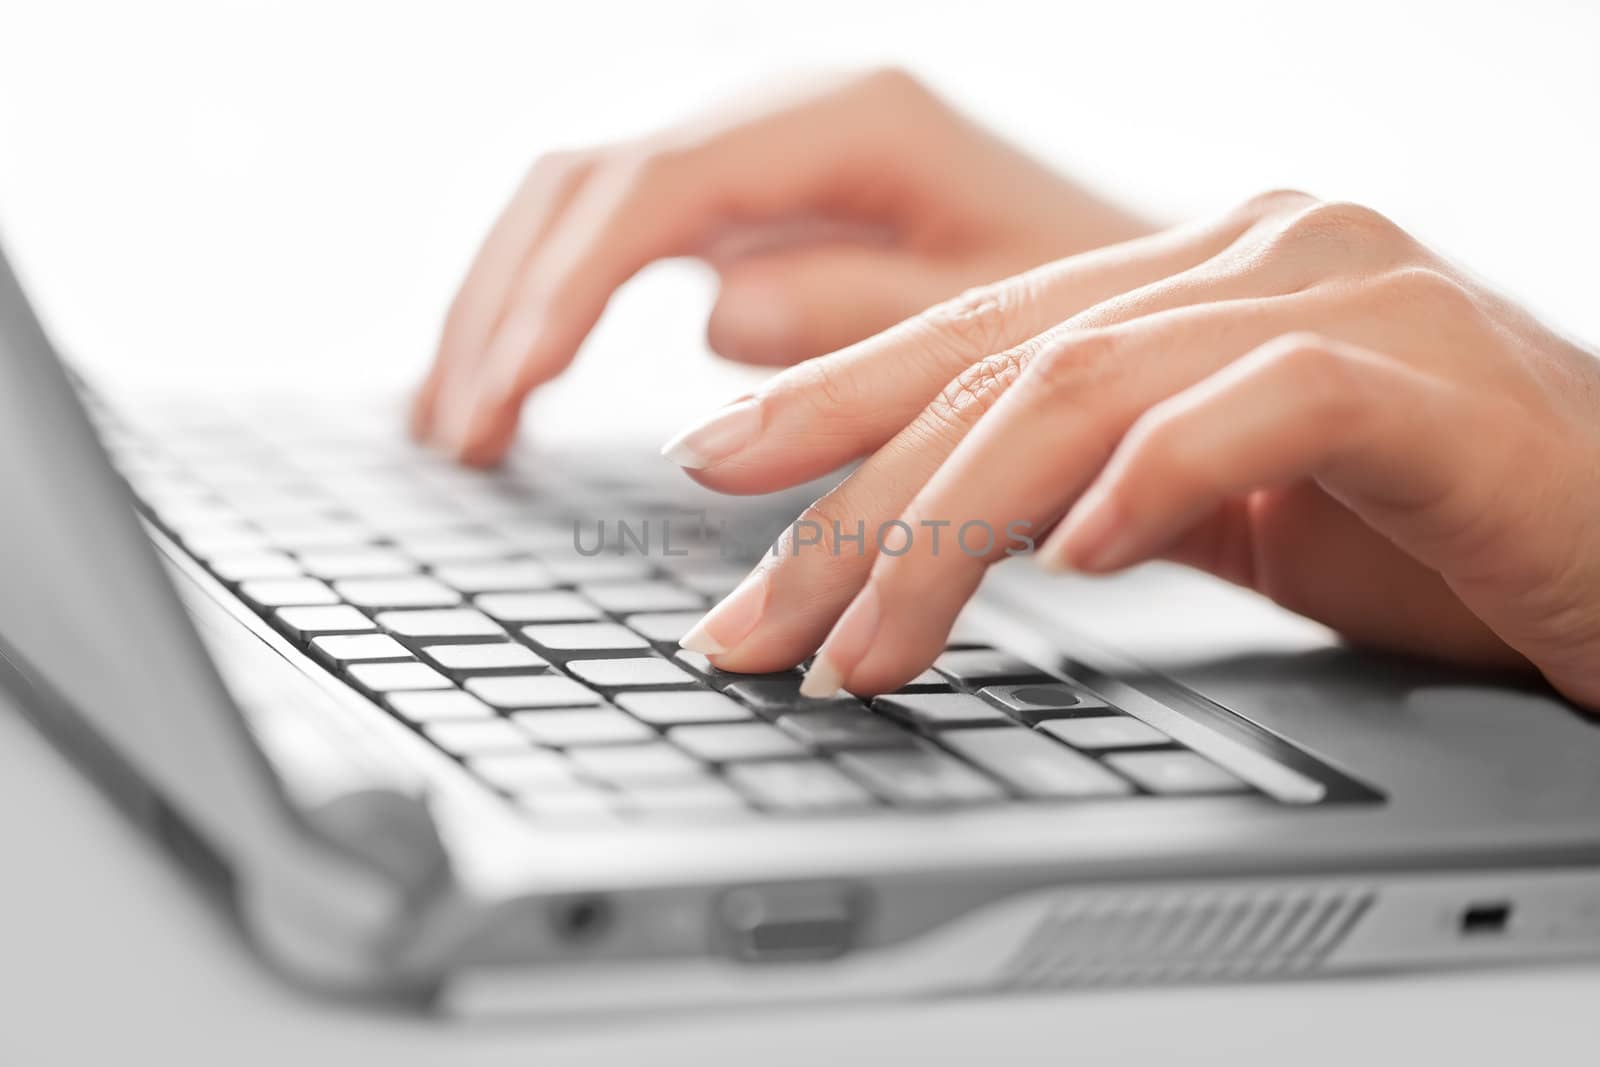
[412,68,1151,465]
[671,191,1600,708]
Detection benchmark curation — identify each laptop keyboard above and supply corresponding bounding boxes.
[92,395,1328,822]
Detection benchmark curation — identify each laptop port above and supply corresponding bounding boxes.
[717,882,865,962]
[1460,901,1512,936]
[548,893,613,943]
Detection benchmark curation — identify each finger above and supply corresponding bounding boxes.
[1156,483,1521,665]
[798,294,1336,696]
[412,151,596,439]
[437,158,711,465]
[690,290,1316,680]
[664,203,1286,496]
[1036,334,1546,669]
[1040,334,1492,573]
[437,71,966,463]
[706,243,963,366]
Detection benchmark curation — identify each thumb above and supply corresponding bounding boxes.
[707,244,964,365]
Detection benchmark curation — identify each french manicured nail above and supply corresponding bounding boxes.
[679,569,769,655]
[1042,488,1128,572]
[660,397,762,470]
[801,585,881,698]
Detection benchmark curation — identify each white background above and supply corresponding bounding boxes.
[2,0,1597,402]
[3,2,1600,1063]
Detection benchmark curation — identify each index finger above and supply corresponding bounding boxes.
[435,72,953,464]
[662,205,1282,495]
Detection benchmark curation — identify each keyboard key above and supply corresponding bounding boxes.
[934,648,1052,687]
[273,604,376,639]
[836,749,1005,805]
[1106,751,1249,794]
[580,581,703,613]
[296,547,417,579]
[495,516,576,551]
[776,708,916,750]
[346,661,452,694]
[310,633,412,664]
[723,675,849,714]
[465,674,597,709]
[669,722,805,762]
[240,577,339,608]
[874,692,1013,729]
[540,555,655,582]
[565,657,695,688]
[939,729,1132,798]
[615,691,751,726]
[568,743,705,784]
[421,642,547,674]
[385,690,495,722]
[208,551,302,581]
[893,668,951,691]
[375,608,504,639]
[672,648,747,685]
[509,708,655,746]
[254,517,375,549]
[624,611,706,644]
[726,761,877,811]
[337,577,462,609]
[182,527,272,556]
[431,560,555,593]
[424,718,532,754]
[392,530,515,564]
[220,491,327,521]
[476,591,600,623]
[981,682,1105,723]
[620,780,749,815]
[466,751,577,789]
[521,622,650,652]
[1040,716,1169,750]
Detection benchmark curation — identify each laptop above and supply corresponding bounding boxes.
[6,239,1600,1018]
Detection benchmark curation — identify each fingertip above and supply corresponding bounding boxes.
[408,382,440,443]
[453,410,519,468]
[1031,547,1072,574]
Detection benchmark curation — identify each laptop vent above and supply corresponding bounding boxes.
[1000,888,1374,988]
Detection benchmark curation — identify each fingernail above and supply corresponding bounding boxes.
[1044,488,1128,572]
[660,397,762,470]
[679,569,768,655]
[801,584,881,698]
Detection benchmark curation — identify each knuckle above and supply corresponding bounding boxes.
[1234,187,1320,223]
[787,494,867,578]
[1377,265,1475,314]
[1028,329,1123,395]
[1278,199,1408,250]
[921,348,1030,442]
[1260,334,1369,421]
[513,149,597,204]
[918,284,1015,360]
[601,145,687,199]
[1121,405,1208,491]
[784,354,861,414]
[856,65,930,102]
[526,148,589,181]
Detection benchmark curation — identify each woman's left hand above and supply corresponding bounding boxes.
[668,191,1600,709]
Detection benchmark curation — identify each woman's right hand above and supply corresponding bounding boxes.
[412,68,1152,466]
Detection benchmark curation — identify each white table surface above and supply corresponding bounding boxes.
[3,1,1599,1062]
